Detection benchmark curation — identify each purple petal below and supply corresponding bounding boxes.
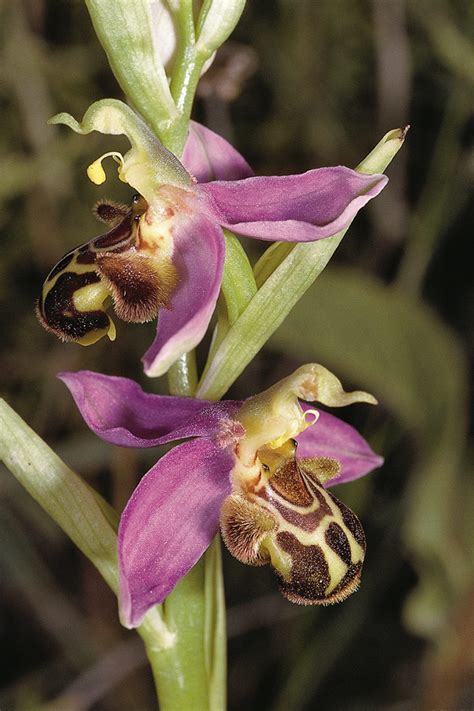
[182,121,253,183]
[118,438,234,627]
[142,215,226,377]
[199,167,387,242]
[296,408,383,486]
[59,370,241,447]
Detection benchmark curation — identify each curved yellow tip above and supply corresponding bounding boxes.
[87,152,125,186]
[87,160,107,185]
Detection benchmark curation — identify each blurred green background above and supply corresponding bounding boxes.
[1,1,473,709]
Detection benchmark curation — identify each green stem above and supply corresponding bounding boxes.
[159,2,208,156]
[169,0,197,115]
[138,544,226,711]
[204,230,257,372]
[160,337,225,711]
[138,3,231,705]
[162,49,207,156]
[167,352,198,398]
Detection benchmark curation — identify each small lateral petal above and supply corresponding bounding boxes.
[296,409,383,486]
[200,167,387,242]
[143,215,226,378]
[182,121,253,183]
[118,438,234,628]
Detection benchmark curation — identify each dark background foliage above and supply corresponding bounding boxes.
[1,1,473,709]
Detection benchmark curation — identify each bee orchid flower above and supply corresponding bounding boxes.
[39,100,388,376]
[59,364,383,628]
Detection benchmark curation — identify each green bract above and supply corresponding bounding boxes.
[85,0,178,136]
[0,398,119,591]
[196,0,247,55]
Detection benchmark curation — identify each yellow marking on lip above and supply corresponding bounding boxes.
[71,278,116,345]
[260,534,292,579]
[42,255,97,299]
[73,280,111,313]
[76,319,115,346]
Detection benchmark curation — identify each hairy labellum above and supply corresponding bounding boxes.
[221,439,366,605]
[36,195,177,345]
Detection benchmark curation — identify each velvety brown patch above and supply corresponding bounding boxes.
[269,459,313,506]
[93,199,130,224]
[325,521,352,565]
[96,253,177,323]
[276,531,331,603]
[332,496,366,549]
[220,494,276,565]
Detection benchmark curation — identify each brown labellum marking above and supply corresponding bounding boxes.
[333,496,366,548]
[37,194,151,344]
[224,441,366,607]
[96,253,178,323]
[37,271,109,342]
[276,530,362,605]
[269,459,313,506]
[266,484,333,533]
[325,562,363,604]
[325,521,352,566]
[220,494,277,566]
[276,531,331,603]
